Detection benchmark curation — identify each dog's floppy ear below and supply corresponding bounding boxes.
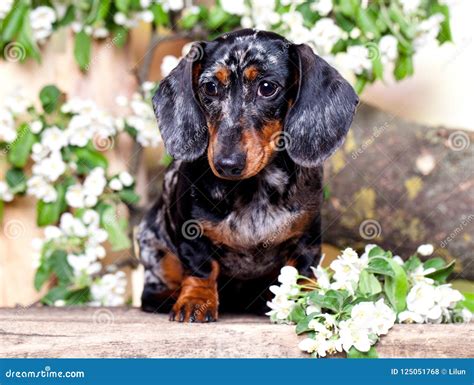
[152,42,208,161]
[284,44,359,168]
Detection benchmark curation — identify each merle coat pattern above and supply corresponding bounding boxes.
[139,29,358,322]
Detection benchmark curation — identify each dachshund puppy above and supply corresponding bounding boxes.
[139,29,358,322]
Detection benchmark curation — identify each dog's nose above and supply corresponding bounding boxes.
[214,153,245,177]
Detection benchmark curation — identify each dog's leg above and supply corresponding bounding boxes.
[170,260,219,322]
[138,223,183,313]
[169,235,220,322]
[288,215,323,277]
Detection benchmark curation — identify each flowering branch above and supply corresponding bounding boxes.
[267,244,473,358]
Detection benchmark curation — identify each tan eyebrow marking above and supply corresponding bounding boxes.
[243,65,260,81]
[215,66,230,85]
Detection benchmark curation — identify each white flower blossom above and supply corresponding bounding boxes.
[311,18,343,55]
[399,0,421,14]
[160,55,180,77]
[221,0,246,16]
[311,265,331,289]
[109,178,123,191]
[340,45,372,75]
[379,35,398,64]
[0,181,14,202]
[398,310,425,324]
[417,244,434,256]
[30,6,57,43]
[41,126,68,152]
[27,175,57,202]
[311,0,333,16]
[118,171,134,187]
[4,91,31,115]
[30,120,43,134]
[0,0,14,20]
[330,248,367,294]
[410,265,436,284]
[0,107,16,143]
[90,271,127,306]
[338,319,372,352]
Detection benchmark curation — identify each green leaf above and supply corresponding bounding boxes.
[56,5,75,27]
[41,286,69,305]
[74,30,92,71]
[1,1,28,41]
[388,3,414,40]
[309,290,348,313]
[207,6,228,29]
[34,259,51,291]
[337,0,358,17]
[6,168,26,194]
[7,123,36,167]
[118,189,140,205]
[459,292,474,313]
[16,8,41,63]
[358,270,382,296]
[66,287,92,305]
[384,259,408,312]
[40,85,62,113]
[0,201,4,223]
[111,26,128,48]
[151,4,169,26]
[366,257,395,277]
[74,147,108,171]
[37,183,67,226]
[100,204,131,251]
[368,246,385,258]
[394,54,413,80]
[430,4,452,43]
[354,76,367,94]
[404,254,421,272]
[424,257,446,270]
[356,8,379,38]
[180,11,200,30]
[425,260,455,283]
[50,250,73,286]
[347,346,378,358]
[97,0,112,22]
[296,313,317,335]
[289,303,306,324]
[372,54,383,80]
[114,0,130,13]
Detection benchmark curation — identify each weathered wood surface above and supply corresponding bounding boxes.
[0,308,472,358]
[323,103,474,279]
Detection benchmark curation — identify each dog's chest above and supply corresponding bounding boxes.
[200,168,312,250]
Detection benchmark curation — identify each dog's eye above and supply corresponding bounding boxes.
[258,81,278,98]
[202,82,218,96]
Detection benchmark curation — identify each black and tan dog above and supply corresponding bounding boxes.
[138,29,358,322]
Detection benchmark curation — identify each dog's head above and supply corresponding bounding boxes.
[153,29,358,179]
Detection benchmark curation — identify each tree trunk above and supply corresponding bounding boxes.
[322,103,473,279]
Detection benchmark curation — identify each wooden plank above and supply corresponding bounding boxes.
[0,308,472,358]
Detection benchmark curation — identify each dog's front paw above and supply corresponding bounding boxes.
[170,276,218,322]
